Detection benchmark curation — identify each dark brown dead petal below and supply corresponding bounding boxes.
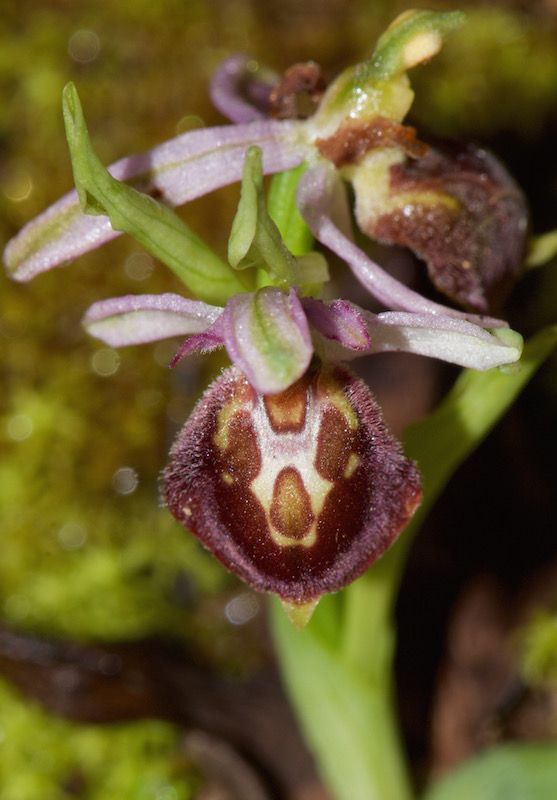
[163,363,421,603]
[316,116,428,167]
[269,61,326,120]
[359,142,529,314]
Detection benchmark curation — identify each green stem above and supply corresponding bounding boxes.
[272,600,412,800]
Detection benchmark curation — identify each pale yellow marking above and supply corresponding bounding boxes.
[318,371,359,431]
[281,598,320,629]
[272,471,310,535]
[215,371,359,550]
[402,31,442,69]
[270,529,317,548]
[182,506,192,518]
[213,395,244,452]
[347,149,459,240]
[343,453,360,479]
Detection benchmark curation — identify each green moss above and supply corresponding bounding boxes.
[0,678,197,799]
[412,8,557,137]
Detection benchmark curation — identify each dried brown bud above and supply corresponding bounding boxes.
[269,61,326,120]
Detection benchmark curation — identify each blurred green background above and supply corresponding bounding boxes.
[1,1,557,798]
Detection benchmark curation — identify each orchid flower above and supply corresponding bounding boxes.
[73,131,520,625]
[3,10,527,317]
[2,9,526,625]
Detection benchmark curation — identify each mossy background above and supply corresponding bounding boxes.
[1,1,557,797]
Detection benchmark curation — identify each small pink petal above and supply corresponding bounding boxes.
[83,293,222,346]
[170,316,225,366]
[302,297,371,351]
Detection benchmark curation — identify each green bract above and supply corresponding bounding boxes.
[63,82,247,305]
[310,9,466,133]
[228,146,328,289]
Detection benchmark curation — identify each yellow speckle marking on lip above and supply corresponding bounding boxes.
[343,453,360,479]
[183,505,193,518]
[221,471,234,485]
[213,397,240,452]
[318,371,359,431]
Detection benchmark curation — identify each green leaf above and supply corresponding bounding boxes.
[62,82,247,305]
[403,324,557,531]
[267,164,314,256]
[272,602,413,800]
[228,146,299,280]
[424,744,557,800]
[526,230,557,268]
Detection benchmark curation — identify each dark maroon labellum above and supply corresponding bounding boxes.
[163,363,421,604]
[361,142,529,314]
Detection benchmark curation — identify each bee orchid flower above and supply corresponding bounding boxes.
[2,9,526,626]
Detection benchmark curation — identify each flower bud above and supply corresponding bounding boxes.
[164,363,421,624]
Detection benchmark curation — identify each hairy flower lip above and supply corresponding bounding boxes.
[163,363,422,603]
